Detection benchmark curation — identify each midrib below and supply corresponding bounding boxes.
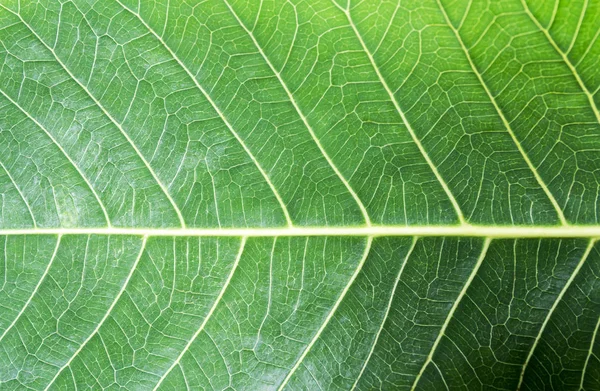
[1,226,599,237]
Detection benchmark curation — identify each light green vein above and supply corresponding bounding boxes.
[581,315,600,390]
[0,235,61,342]
[337,3,467,225]
[0,87,110,227]
[0,225,600,237]
[521,0,600,124]
[2,4,186,228]
[0,160,36,228]
[43,236,148,390]
[436,0,569,226]
[410,237,492,390]
[152,236,246,391]
[351,236,419,390]
[114,0,294,228]
[278,236,373,390]
[222,0,372,227]
[565,0,589,54]
[517,238,597,390]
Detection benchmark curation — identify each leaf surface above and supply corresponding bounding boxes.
[0,0,599,389]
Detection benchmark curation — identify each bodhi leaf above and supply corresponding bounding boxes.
[0,0,599,389]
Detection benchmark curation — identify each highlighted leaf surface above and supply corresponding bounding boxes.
[0,0,599,389]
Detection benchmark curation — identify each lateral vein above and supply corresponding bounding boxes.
[43,236,148,390]
[0,159,37,228]
[516,238,597,390]
[351,237,419,390]
[221,0,372,226]
[0,235,61,342]
[520,0,600,124]
[0,87,110,227]
[1,5,186,228]
[410,238,491,390]
[152,236,247,390]
[114,0,294,228]
[580,315,600,390]
[277,236,373,390]
[435,0,569,226]
[338,4,466,225]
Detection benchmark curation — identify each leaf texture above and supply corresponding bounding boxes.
[0,0,599,389]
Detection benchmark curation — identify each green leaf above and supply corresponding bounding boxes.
[0,0,599,390]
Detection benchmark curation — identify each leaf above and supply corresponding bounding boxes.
[0,0,599,390]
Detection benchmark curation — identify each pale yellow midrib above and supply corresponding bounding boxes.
[0,225,600,238]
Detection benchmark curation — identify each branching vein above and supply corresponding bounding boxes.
[337,3,467,225]
[152,236,247,390]
[410,237,491,390]
[43,236,148,390]
[436,0,569,226]
[521,0,600,124]
[2,4,186,228]
[0,235,61,342]
[114,0,294,228]
[517,238,597,390]
[222,0,372,227]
